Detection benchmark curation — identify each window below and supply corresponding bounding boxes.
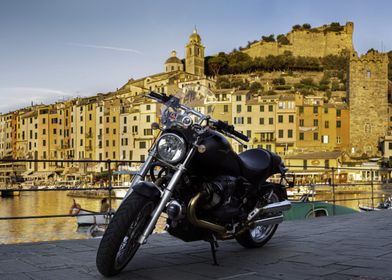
[53,129,57,135]
[289,115,294,123]
[299,119,304,126]
[304,160,307,170]
[247,106,252,112]
[278,115,283,123]
[223,105,229,112]
[299,106,304,114]
[288,129,293,138]
[112,140,115,146]
[144,129,152,135]
[336,120,341,128]
[123,116,127,124]
[246,130,251,137]
[259,118,264,125]
[389,143,392,150]
[336,109,341,117]
[322,135,329,144]
[236,95,241,101]
[99,116,102,124]
[89,114,92,121]
[299,133,304,140]
[325,121,329,128]
[324,107,328,114]
[113,116,116,123]
[43,129,46,135]
[268,118,273,125]
[236,105,241,113]
[278,130,284,138]
[139,142,146,149]
[106,128,109,134]
[80,139,83,146]
[146,115,151,122]
[113,129,116,134]
[146,105,151,110]
[313,132,318,141]
[43,140,46,147]
[80,127,83,134]
[366,70,371,78]
[260,105,264,112]
[247,117,252,124]
[313,119,318,127]
[336,136,342,144]
[325,160,330,168]
[313,106,318,114]
[268,105,273,112]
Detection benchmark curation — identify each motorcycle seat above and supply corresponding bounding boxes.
[238,148,282,184]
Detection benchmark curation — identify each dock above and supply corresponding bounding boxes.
[1,210,392,279]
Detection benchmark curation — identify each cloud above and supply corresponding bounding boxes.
[0,87,77,113]
[68,42,143,55]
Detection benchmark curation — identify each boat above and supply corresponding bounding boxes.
[75,209,111,227]
[358,197,392,212]
[284,194,357,220]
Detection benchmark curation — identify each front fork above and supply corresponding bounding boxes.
[136,147,196,245]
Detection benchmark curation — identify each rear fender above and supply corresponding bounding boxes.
[132,181,162,201]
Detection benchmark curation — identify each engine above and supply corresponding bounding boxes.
[166,176,248,241]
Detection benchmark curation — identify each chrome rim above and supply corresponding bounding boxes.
[250,193,279,243]
[114,202,154,270]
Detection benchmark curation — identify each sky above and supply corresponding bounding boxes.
[0,0,391,113]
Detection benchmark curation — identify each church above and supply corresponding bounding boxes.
[117,29,215,98]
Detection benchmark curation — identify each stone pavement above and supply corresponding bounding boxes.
[1,210,392,280]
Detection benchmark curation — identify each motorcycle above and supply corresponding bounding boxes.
[96,85,292,276]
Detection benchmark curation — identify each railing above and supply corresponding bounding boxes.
[0,158,142,222]
[284,165,392,214]
[0,161,391,222]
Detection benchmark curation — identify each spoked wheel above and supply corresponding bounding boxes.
[96,193,155,277]
[236,192,280,248]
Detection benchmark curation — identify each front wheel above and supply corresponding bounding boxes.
[235,192,280,248]
[96,193,155,277]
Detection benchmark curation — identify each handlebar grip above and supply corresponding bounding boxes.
[231,130,249,142]
[148,92,171,103]
[215,120,249,142]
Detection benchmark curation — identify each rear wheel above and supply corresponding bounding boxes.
[96,193,155,277]
[236,192,280,248]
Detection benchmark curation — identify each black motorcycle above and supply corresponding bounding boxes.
[96,86,291,276]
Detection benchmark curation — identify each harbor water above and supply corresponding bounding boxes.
[0,188,390,244]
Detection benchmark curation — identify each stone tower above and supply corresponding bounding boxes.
[164,50,184,73]
[185,29,205,77]
[348,50,389,157]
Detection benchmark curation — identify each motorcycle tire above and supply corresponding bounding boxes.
[96,192,155,277]
[235,192,280,248]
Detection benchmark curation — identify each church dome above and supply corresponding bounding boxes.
[165,50,182,64]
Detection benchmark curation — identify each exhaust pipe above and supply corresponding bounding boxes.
[251,215,284,227]
[248,200,291,221]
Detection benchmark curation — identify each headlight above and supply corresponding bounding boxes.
[156,133,186,164]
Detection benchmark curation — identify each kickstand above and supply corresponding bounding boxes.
[209,236,219,266]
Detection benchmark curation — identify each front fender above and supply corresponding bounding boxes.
[132,181,161,201]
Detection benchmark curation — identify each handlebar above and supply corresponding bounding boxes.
[146,91,249,143]
[213,120,249,142]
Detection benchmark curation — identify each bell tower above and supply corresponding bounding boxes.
[185,28,205,77]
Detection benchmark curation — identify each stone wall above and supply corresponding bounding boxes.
[348,50,389,157]
[242,22,354,58]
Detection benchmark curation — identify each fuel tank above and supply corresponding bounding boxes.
[188,130,242,177]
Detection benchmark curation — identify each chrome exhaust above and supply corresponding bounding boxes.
[251,215,284,227]
[248,200,291,221]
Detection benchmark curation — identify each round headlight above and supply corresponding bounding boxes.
[156,133,186,164]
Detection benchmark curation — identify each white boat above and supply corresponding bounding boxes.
[76,209,111,227]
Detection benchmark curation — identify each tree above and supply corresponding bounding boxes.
[277,34,290,45]
[207,53,228,76]
[292,24,301,30]
[272,77,285,85]
[302,23,311,30]
[262,34,275,42]
[249,82,262,93]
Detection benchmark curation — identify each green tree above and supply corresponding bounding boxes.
[277,34,289,45]
[249,82,262,93]
[272,77,286,85]
[388,51,392,81]
[302,23,311,29]
[207,53,228,76]
[216,77,231,89]
[292,24,301,30]
[262,34,275,42]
